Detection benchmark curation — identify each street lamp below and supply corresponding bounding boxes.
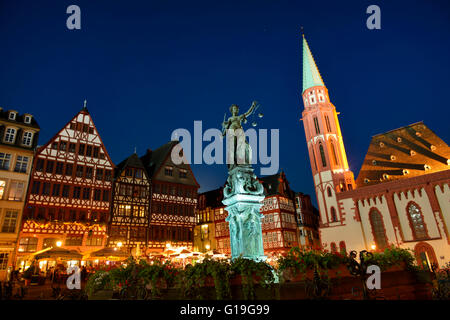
[371,244,376,251]
[56,241,62,247]
[117,241,123,248]
[205,244,210,251]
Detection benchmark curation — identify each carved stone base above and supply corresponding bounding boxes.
[223,166,266,261]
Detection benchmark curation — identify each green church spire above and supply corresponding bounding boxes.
[302,35,325,93]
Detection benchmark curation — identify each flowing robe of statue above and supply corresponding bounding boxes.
[221,102,266,261]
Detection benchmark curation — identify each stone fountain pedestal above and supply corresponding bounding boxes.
[222,166,266,262]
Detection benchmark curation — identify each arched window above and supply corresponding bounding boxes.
[319,143,327,167]
[327,187,332,197]
[330,207,337,222]
[311,149,318,170]
[330,142,339,166]
[369,208,388,250]
[339,241,347,255]
[313,117,320,134]
[407,202,428,240]
[330,242,337,253]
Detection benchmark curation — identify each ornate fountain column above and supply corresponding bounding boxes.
[221,101,266,261]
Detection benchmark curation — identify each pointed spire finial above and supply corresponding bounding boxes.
[134,146,137,154]
[83,99,87,110]
[300,26,304,38]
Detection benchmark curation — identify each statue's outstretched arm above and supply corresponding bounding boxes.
[243,101,258,118]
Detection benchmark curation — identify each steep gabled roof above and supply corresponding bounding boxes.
[259,170,294,198]
[198,187,224,209]
[140,141,178,178]
[356,122,450,187]
[115,152,146,178]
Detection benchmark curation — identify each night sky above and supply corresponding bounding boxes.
[1,0,449,203]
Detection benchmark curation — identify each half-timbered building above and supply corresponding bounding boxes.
[16,104,114,269]
[140,141,199,253]
[108,153,150,256]
[202,171,316,256]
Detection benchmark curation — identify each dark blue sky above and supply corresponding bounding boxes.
[1,0,449,201]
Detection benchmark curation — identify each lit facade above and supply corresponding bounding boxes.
[16,105,114,269]
[300,35,450,268]
[0,108,39,281]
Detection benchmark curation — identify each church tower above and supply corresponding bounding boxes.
[300,34,355,228]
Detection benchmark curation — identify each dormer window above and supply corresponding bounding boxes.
[8,112,16,121]
[164,166,173,176]
[24,115,32,124]
[4,128,16,143]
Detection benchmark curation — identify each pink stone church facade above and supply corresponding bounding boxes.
[300,35,450,268]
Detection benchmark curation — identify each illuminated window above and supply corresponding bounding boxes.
[0,153,11,170]
[8,181,24,201]
[330,142,339,166]
[1,211,18,233]
[0,253,8,270]
[4,128,16,143]
[369,208,388,250]
[22,132,33,146]
[65,236,83,246]
[325,115,332,132]
[407,203,428,240]
[0,180,6,199]
[18,237,38,252]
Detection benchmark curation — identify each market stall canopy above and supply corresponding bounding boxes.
[85,247,130,261]
[34,247,83,261]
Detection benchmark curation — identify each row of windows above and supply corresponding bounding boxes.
[69,121,94,134]
[26,206,107,223]
[0,180,25,201]
[35,159,112,181]
[152,202,195,216]
[164,166,187,178]
[123,168,144,179]
[116,204,147,218]
[6,112,32,124]
[3,128,34,146]
[18,235,104,252]
[0,153,29,173]
[30,181,110,201]
[263,231,279,243]
[50,140,106,159]
[153,183,194,198]
[369,202,429,250]
[283,231,297,242]
[118,184,147,198]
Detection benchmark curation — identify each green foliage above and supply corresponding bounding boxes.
[138,259,179,298]
[366,246,416,271]
[178,258,232,300]
[85,270,113,296]
[277,247,348,279]
[230,256,275,300]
